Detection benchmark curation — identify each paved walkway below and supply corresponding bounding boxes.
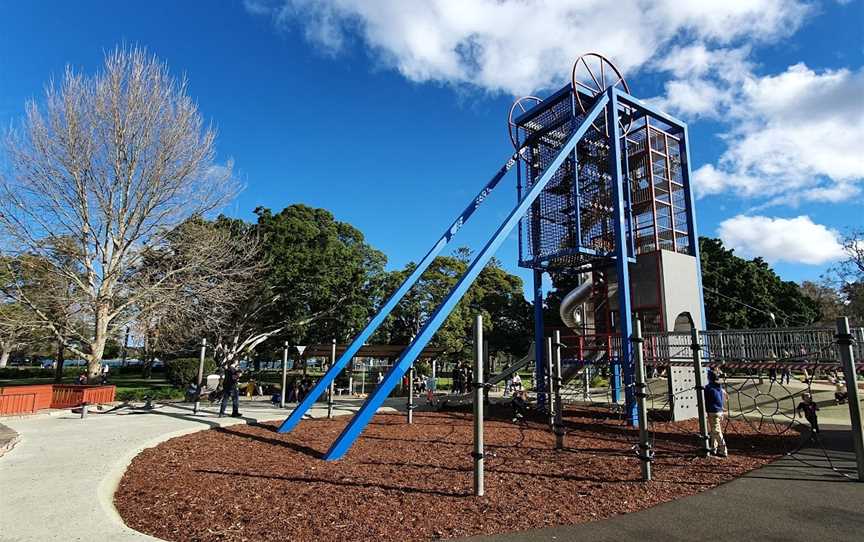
[1,400,861,542]
[473,425,863,542]
[0,398,389,542]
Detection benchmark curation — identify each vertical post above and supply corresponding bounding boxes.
[121,327,130,368]
[546,337,555,427]
[533,269,546,407]
[193,338,206,415]
[280,342,288,408]
[608,88,636,425]
[328,339,336,419]
[691,324,710,457]
[836,317,864,481]
[473,314,485,497]
[553,330,564,450]
[407,365,414,424]
[633,320,652,481]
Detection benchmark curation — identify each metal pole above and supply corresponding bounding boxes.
[836,317,864,481]
[193,338,206,415]
[407,365,414,424]
[546,337,554,427]
[633,320,652,481]
[533,269,546,408]
[473,314,485,497]
[280,342,288,408]
[328,339,336,419]
[553,330,564,450]
[121,327,130,368]
[691,324,710,457]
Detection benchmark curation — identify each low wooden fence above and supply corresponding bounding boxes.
[0,384,116,415]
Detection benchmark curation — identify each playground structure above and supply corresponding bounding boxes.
[275,53,708,460]
[276,53,864,470]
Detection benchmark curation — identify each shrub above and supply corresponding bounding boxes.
[166,357,216,387]
[116,387,185,402]
[0,367,54,379]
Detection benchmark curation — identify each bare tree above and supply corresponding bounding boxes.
[0,46,237,379]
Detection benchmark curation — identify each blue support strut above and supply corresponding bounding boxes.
[277,149,523,433]
[607,88,637,425]
[325,94,611,460]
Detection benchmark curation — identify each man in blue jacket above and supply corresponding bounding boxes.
[704,369,728,457]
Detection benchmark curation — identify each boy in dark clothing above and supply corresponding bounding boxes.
[703,369,728,457]
[512,390,530,423]
[219,365,242,418]
[797,393,819,435]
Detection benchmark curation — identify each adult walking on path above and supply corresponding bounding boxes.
[219,365,243,418]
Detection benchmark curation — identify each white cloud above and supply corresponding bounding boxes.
[245,0,810,95]
[672,62,864,205]
[717,215,845,265]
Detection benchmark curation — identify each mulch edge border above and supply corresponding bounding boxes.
[99,416,286,541]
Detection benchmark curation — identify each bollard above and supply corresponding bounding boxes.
[193,338,206,415]
[407,366,414,425]
[633,320,652,481]
[473,314,485,497]
[328,339,336,419]
[280,342,288,409]
[80,402,88,419]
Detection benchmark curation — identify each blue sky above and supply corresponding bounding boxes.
[1,0,862,292]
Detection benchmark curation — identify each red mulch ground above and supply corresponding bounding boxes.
[115,406,793,541]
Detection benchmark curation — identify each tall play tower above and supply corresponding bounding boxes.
[278,53,705,460]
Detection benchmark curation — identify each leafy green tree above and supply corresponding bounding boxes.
[373,253,531,363]
[255,205,388,347]
[699,237,819,329]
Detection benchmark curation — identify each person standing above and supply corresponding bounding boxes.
[219,364,242,418]
[100,363,110,384]
[703,369,728,457]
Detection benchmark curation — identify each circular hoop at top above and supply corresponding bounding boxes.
[508,95,543,151]
[571,53,632,136]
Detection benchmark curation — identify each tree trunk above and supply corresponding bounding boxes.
[54,342,65,383]
[0,348,9,368]
[88,304,111,380]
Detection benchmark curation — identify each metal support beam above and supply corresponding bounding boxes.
[277,149,523,433]
[473,315,485,496]
[607,87,636,425]
[324,94,611,460]
[546,337,555,428]
[553,329,564,450]
[836,317,864,481]
[533,269,546,407]
[633,320,652,481]
[691,325,710,457]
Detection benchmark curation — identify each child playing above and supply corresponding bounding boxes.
[796,392,820,435]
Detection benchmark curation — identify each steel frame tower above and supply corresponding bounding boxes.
[278,66,704,460]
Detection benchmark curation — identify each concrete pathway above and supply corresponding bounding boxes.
[0,398,390,542]
[472,425,863,542]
